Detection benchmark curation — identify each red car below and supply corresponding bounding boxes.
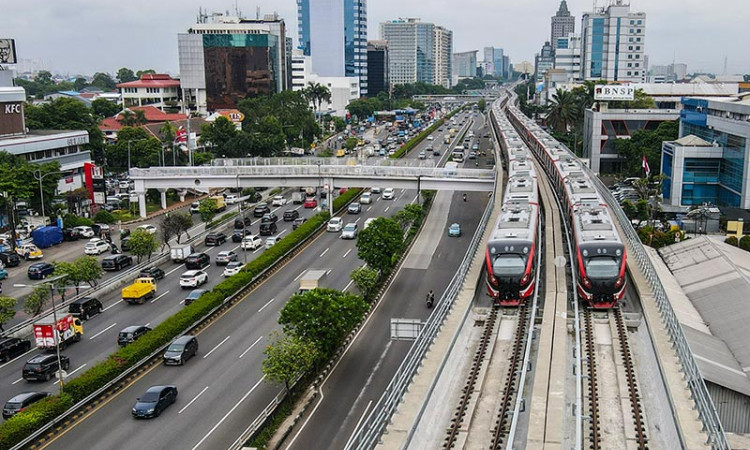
[339,187,348,195]
[304,198,318,208]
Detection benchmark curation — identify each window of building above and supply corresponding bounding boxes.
[630,20,635,25]
[627,63,632,67]
[628,54,633,59]
[637,20,642,25]
[636,46,641,50]
[627,71,632,76]
[637,29,642,33]
[628,46,633,50]
[630,28,634,33]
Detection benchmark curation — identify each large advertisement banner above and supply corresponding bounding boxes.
[594,85,635,101]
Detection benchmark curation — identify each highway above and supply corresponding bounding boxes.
[283,110,492,449]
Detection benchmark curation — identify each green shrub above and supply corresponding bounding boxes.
[0,393,73,450]
[740,235,750,252]
[93,210,116,224]
[62,214,94,229]
[206,210,238,228]
[725,236,739,246]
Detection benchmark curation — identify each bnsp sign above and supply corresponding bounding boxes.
[594,85,635,102]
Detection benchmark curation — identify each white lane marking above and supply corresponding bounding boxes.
[150,290,170,304]
[343,279,354,291]
[293,271,305,282]
[166,264,185,276]
[326,269,332,276]
[344,400,373,449]
[89,323,117,340]
[66,364,87,377]
[293,205,302,211]
[179,386,209,414]
[203,336,230,359]
[412,194,419,204]
[102,301,121,312]
[145,323,151,327]
[384,207,390,213]
[0,347,36,369]
[278,229,287,237]
[400,189,405,193]
[258,298,275,313]
[12,378,23,384]
[343,249,352,258]
[239,336,264,359]
[320,248,329,258]
[367,206,372,211]
[190,376,266,450]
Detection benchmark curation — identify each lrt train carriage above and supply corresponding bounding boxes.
[505,100,626,308]
[485,98,540,306]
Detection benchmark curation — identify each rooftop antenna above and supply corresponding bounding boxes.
[257,6,261,20]
[723,56,728,75]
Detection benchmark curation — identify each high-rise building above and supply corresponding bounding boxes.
[453,51,478,79]
[482,47,510,79]
[380,18,453,88]
[297,0,368,95]
[534,41,554,79]
[551,0,575,50]
[178,12,289,114]
[581,1,646,82]
[367,40,389,96]
[554,33,582,82]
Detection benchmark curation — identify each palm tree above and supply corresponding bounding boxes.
[304,82,332,125]
[545,89,579,134]
[133,109,148,126]
[118,109,135,127]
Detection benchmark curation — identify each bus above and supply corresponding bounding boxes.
[452,146,465,163]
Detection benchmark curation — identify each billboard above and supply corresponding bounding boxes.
[0,39,17,64]
[594,85,635,101]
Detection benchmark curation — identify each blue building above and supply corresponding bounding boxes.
[662,95,750,208]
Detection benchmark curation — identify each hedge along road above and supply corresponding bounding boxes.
[0,194,322,405]
[41,184,414,450]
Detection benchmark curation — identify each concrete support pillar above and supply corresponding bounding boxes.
[159,189,167,210]
[137,192,147,218]
[178,190,187,202]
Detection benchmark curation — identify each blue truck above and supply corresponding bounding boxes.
[32,226,64,249]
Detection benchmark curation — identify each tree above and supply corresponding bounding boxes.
[136,69,156,78]
[303,82,332,126]
[345,137,358,151]
[118,109,136,127]
[90,72,116,91]
[133,109,148,126]
[612,120,678,176]
[346,98,382,120]
[105,127,162,170]
[160,121,177,155]
[173,213,194,243]
[477,98,487,112]
[199,198,218,224]
[279,288,368,357]
[350,266,379,301]
[199,117,238,155]
[54,256,104,295]
[393,203,424,230]
[116,67,137,83]
[24,285,50,317]
[128,229,159,263]
[545,89,579,133]
[0,296,17,331]
[262,332,318,393]
[73,77,87,92]
[91,98,120,119]
[93,210,116,224]
[0,151,59,217]
[356,217,405,274]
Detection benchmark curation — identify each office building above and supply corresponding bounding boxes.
[453,51,478,79]
[662,94,750,208]
[297,0,368,95]
[290,51,360,117]
[534,41,554,80]
[367,40,389,96]
[483,47,509,79]
[178,12,289,115]
[554,33,582,82]
[551,0,575,50]
[581,1,646,82]
[380,18,453,88]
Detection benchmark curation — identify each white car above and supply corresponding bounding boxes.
[370,187,381,194]
[241,235,263,250]
[223,261,243,277]
[225,194,239,205]
[382,188,395,200]
[360,192,372,204]
[427,135,434,141]
[73,226,95,238]
[341,223,358,240]
[271,195,287,207]
[265,236,280,249]
[327,217,343,232]
[136,224,157,235]
[179,270,208,288]
[84,238,110,255]
[364,218,376,229]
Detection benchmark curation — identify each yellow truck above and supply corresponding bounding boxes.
[122,277,157,305]
[210,195,227,212]
[336,149,346,157]
[449,128,457,137]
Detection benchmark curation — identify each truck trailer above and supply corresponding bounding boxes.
[33,314,83,350]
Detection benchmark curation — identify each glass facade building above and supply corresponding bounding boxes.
[581,4,646,82]
[380,19,452,88]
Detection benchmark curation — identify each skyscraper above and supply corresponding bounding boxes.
[482,47,508,79]
[297,0,368,95]
[581,1,646,82]
[551,1,575,50]
[453,51,478,79]
[380,19,453,88]
[367,40,389,96]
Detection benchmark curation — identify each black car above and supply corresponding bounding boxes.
[204,232,227,246]
[259,222,277,236]
[261,213,278,224]
[0,251,20,268]
[283,210,299,221]
[0,337,31,362]
[184,253,210,270]
[68,297,103,320]
[22,354,70,381]
[27,262,55,280]
[292,217,307,230]
[121,236,131,252]
[101,254,133,271]
[139,266,165,280]
[132,385,178,419]
[184,289,208,306]
[253,203,271,217]
[163,335,198,366]
[234,216,253,229]
[232,229,252,243]
[118,325,152,346]
[3,392,50,419]
[62,228,80,241]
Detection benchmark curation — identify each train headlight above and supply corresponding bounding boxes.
[581,277,592,289]
[615,277,624,289]
[520,273,530,285]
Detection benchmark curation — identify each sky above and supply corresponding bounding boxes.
[4,0,748,77]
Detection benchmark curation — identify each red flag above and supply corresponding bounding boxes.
[642,155,650,177]
[175,127,187,144]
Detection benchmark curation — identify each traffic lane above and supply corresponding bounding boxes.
[285,190,489,450]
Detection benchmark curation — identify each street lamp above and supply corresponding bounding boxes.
[33,169,70,226]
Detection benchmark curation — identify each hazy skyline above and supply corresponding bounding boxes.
[4,0,748,77]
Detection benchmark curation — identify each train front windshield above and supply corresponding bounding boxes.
[493,254,526,277]
[584,257,620,279]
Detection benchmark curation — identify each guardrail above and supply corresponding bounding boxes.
[344,122,497,449]
[588,173,729,449]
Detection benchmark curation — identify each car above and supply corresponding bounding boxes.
[190,202,200,214]
[225,194,239,204]
[16,244,43,260]
[472,143,479,151]
[222,261,243,277]
[304,198,318,208]
[62,228,80,241]
[265,236,280,249]
[232,229,252,242]
[448,223,462,237]
[0,337,31,362]
[215,250,238,265]
[139,266,165,280]
[84,238,110,255]
[341,223,358,240]
[0,251,20,267]
[259,222,277,236]
[433,149,440,156]
[348,202,361,214]
[363,217,377,229]
[370,187,381,194]
[22,354,70,381]
[72,226,95,238]
[419,151,426,159]
[101,254,133,271]
[261,212,278,224]
[204,232,227,246]
[234,216,253,229]
[132,385,177,419]
[271,195,287,206]
[2,392,51,419]
[468,151,477,159]
[241,235,263,250]
[292,217,307,230]
[382,188,395,200]
[136,224,157,235]
[68,297,103,320]
[427,135,434,141]
[118,325,152,346]
[180,270,208,288]
[327,217,343,232]
[163,335,199,366]
[360,192,372,204]
[27,262,55,280]
[283,209,299,221]
[92,223,110,237]
[253,203,271,217]
[184,289,208,306]
[184,253,210,270]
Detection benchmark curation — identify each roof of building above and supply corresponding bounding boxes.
[657,236,750,396]
[117,74,180,89]
[674,135,713,146]
[99,106,187,132]
[635,82,738,97]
